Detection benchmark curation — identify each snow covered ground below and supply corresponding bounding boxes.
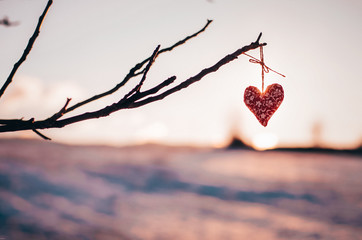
[0,138,361,239]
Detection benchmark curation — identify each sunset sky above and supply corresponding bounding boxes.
[0,0,361,148]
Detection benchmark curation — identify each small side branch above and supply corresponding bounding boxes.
[255,32,262,44]
[0,0,53,99]
[122,45,160,101]
[47,98,72,121]
[134,76,176,99]
[32,129,51,140]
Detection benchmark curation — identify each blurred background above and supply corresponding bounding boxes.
[0,0,361,149]
[1,0,362,239]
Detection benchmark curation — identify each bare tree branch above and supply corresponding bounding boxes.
[0,33,266,134]
[0,2,266,139]
[65,20,213,113]
[0,0,53,99]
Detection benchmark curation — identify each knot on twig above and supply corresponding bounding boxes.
[248,55,270,74]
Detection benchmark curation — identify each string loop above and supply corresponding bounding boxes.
[243,46,285,92]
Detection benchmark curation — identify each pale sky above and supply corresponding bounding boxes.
[0,0,361,148]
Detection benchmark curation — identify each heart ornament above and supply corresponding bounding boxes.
[244,83,284,127]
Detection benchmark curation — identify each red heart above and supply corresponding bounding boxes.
[244,83,284,127]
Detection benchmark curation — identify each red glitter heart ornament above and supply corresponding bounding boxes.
[244,83,284,127]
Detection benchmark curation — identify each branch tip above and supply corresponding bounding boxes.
[256,32,262,44]
[60,98,72,113]
[47,98,72,121]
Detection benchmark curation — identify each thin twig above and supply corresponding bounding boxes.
[0,0,53,99]
[158,19,213,55]
[134,76,176,99]
[136,45,160,92]
[122,45,160,101]
[47,98,72,121]
[256,32,262,44]
[32,129,51,140]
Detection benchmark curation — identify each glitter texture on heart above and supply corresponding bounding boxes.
[244,83,284,127]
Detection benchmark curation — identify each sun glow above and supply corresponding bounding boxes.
[251,133,278,151]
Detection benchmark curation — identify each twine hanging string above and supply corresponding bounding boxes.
[243,46,285,92]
